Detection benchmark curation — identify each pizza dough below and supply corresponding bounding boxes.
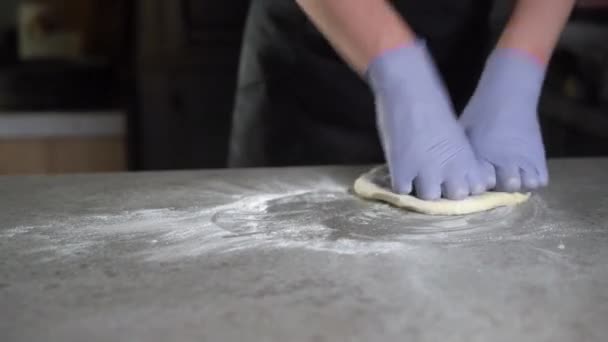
[353,166,530,216]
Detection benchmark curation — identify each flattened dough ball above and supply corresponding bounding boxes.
[354,166,531,216]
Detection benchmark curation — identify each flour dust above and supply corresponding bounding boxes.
[1,179,564,263]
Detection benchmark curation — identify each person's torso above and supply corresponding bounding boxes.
[230,0,494,166]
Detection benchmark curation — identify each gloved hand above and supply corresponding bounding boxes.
[367,40,486,200]
[460,48,549,192]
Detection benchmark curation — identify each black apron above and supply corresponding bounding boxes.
[229,0,494,167]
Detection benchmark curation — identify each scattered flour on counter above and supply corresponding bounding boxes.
[1,178,563,262]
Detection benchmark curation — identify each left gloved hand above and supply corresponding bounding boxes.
[367,41,487,200]
[460,48,549,192]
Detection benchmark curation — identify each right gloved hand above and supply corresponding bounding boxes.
[367,40,487,200]
[459,48,549,192]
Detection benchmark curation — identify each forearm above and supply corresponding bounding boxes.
[295,0,415,74]
[497,0,575,64]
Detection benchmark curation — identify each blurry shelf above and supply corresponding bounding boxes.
[0,110,127,175]
[0,110,125,139]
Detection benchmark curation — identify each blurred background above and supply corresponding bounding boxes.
[0,0,606,175]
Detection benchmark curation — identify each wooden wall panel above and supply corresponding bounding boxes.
[0,140,48,174]
[48,138,126,173]
[0,137,126,175]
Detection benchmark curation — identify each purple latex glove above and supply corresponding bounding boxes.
[460,48,549,192]
[367,41,485,200]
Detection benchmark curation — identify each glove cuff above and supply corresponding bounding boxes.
[366,39,450,103]
[483,48,547,97]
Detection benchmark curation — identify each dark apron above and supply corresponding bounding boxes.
[229,0,493,167]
